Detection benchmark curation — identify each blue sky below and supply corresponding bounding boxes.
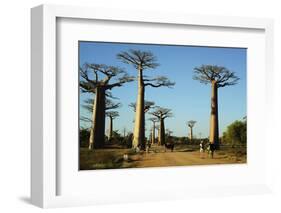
[79,41,246,138]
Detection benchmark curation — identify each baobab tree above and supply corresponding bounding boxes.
[118,49,174,150]
[82,98,121,147]
[193,65,239,149]
[106,111,119,141]
[150,107,173,146]
[148,129,153,145]
[155,124,160,145]
[148,117,158,145]
[187,120,196,142]
[80,63,133,149]
[129,100,155,113]
[122,127,127,138]
[129,101,155,142]
[166,129,173,137]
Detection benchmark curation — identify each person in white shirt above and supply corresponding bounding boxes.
[200,141,204,158]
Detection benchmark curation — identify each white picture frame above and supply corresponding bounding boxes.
[31,4,274,208]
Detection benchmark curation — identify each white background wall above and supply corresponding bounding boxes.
[0,0,280,212]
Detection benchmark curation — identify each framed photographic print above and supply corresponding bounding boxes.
[31,4,274,208]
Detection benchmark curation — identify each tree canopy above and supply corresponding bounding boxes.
[187,120,196,128]
[148,117,159,123]
[80,63,134,93]
[117,49,159,69]
[150,107,173,119]
[106,111,119,119]
[129,100,155,113]
[117,50,175,88]
[83,98,121,112]
[193,65,239,88]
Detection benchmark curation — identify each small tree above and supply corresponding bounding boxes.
[193,65,239,149]
[223,119,247,158]
[187,120,196,142]
[150,107,173,145]
[118,50,174,150]
[80,63,133,149]
[106,111,119,141]
[223,120,246,146]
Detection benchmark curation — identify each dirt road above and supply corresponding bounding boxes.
[132,145,246,168]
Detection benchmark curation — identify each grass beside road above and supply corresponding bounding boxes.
[79,146,139,170]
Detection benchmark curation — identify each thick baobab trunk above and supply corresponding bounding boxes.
[133,68,145,150]
[89,86,106,149]
[149,130,152,144]
[88,128,94,149]
[159,118,165,145]
[108,117,113,141]
[157,127,160,145]
[209,80,219,149]
[189,127,193,142]
[88,98,96,149]
[151,122,155,144]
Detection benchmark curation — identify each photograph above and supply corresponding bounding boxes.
[79,41,247,170]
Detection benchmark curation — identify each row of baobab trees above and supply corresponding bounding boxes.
[80,49,239,151]
[83,98,198,147]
